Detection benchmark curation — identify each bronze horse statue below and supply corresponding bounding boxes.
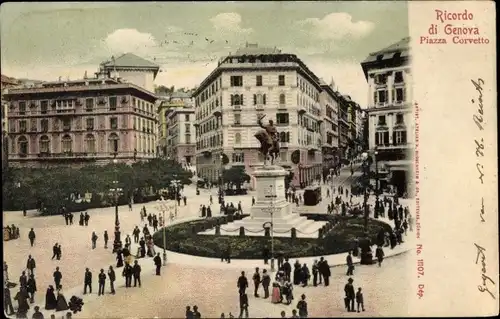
[255,117,280,165]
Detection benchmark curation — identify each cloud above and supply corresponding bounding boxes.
[297,13,375,40]
[102,28,158,56]
[155,61,218,90]
[210,12,253,35]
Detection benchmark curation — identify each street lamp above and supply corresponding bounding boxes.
[112,159,123,253]
[263,185,277,272]
[155,196,170,266]
[361,152,370,231]
[170,178,180,218]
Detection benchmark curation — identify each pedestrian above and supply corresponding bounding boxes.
[83,268,92,294]
[108,266,116,294]
[192,305,201,319]
[291,309,299,318]
[183,196,187,206]
[346,251,354,276]
[116,250,124,268]
[125,234,132,248]
[19,271,28,288]
[79,213,84,226]
[45,286,57,311]
[283,258,291,282]
[356,287,365,312]
[32,305,44,319]
[14,286,30,318]
[56,244,62,260]
[252,267,260,297]
[104,231,109,249]
[98,269,106,296]
[122,264,132,288]
[84,212,90,226]
[320,260,331,286]
[153,253,162,275]
[26,255,36,276]
[91,232,98,249]
[296,294,308,318]
[344,278,355,312]
[261,269,271,298]
[28,228,36,247]
[312,260,319,286]
[27,274,37,303]
[133,226,140,243]
[69,213,73,225]
[153,218,158,232]
[132,260,141,287]
[375,246,385,267]
[4,286,15,315]
[237,271,248,295]
[51,243,59,260]
[238,292,249,318]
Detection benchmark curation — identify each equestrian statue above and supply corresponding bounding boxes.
[254,114,280,165]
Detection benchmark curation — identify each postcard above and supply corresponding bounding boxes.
[1,1,497,318]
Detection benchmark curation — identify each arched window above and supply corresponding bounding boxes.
[39,135,50,153]
[108,133,119,153]
[279,93,286,105]
[62,134,72,153]
[18,136,28,155]
[85,134,96,153]
[235,132,241,144]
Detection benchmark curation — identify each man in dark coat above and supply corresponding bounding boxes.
[14,287,30,318]
[123,264,132,288]
[319,259,331,286]
[32,305,44,319]
[344,278,355,312]
[261,269,271,298]
[346,252,354,276]
[53,267,62,290]
[283,258,291,282]
[252,267,261,297]
[51,243,59,260]
[108,266,116,294]
[293,260,301,285]
[262,246,270,265]
[28,228,36,247]
[26,255,36,276]
[69,213,74,225]
[26,274,37,303]
[206,206,212,217]
[83,268,92,294]
[132,260,142,287]
[84,212,90,226]
[104,231,109,249]
[153,253,162,275]
[4,286,15,315]
[98,269,106,296]
[133,226,140,243]
[19,271,28,288]
[237,271,248,295]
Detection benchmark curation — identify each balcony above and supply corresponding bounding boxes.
[298,105,306,115]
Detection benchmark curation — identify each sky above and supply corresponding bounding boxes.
[0,2,408,107]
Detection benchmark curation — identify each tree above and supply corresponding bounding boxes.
[223,166,250,189]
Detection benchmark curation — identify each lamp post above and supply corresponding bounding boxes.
[263,185,277,272]
[112,159,122,253]
[219,154,224,205]
[155,196,169,266]
[171,178,180,218]
[361,152,370,231]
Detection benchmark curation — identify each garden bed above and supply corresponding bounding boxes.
[153,215,392,259]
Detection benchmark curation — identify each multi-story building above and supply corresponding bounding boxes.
[3,76,158,168]
[355,107,366,152]
[163,92,196,167]
[1,74,20,168]
[337,95,350,161]
[361,37,413,196]
[193,43,328,188]
[97,53,159,93]
[319,79,339,170]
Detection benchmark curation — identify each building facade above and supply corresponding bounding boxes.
[3,77,158,168]
[361,37,413,196]
[319,81,340,170]
[193,43,338,188]
[1,74,20,169]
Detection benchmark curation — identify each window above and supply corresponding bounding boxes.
[235,132,241,144]
[375,90,387,104]
[378,115,386,126]
[18,136,28,155]
[132,98,136,107]
[278,75,285,86]
[393,130,407,145]
[396,114,404,124]
[110,117,118,129]
[230,76,243,87]
[231,94,244,106]
[394,71,404,83]
[375,74,387,85]
[279,132,291,143]
[86,118,94,130]
[62,135,72,153]
[85,98,94,112]
[185,123,191,134]
[232,152,244,163]
[109,97,117,111]
[41,101,48,114]
[108,133,119,153]
[279,93,286,105]
[19,120,27,132]
[185,114,190,121]
[375,131,389,146]
[39,135,50,153]
[185,134,191,144]
[85,134,96,153]
[62,119,71,131]
[19,102,26,115]
[395,88,405,102]
[253,94,266,105]
[234,114,241,125]
[41,119,49,132]
[256,75,263,86]
[276,113,289,125]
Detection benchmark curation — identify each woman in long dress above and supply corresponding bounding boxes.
[55,287,69,312]
[271,281,282,304]
[26,274,37,303]
[45,285,57,310]
[14,287,30,318]
[116,250,124,268]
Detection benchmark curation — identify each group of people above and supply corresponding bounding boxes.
[4,224,20,241]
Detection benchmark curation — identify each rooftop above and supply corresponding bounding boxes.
[170,91,192,99]
[1,74,19,85]
[100,53,160,77]
[234,43,282,56]
[362,37,410,63]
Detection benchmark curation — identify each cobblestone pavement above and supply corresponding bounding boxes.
[3,165,413,318]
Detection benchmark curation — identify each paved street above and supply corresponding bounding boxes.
[3,165,414,318]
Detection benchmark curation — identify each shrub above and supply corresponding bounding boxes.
[153,215,391,259]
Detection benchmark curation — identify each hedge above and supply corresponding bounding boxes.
[153,215,392,259]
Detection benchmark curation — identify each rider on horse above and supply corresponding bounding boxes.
[257,115,280,163]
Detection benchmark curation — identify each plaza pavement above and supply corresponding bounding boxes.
[3,165,414,318]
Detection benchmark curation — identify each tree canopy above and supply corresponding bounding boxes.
[222,166,250,189]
